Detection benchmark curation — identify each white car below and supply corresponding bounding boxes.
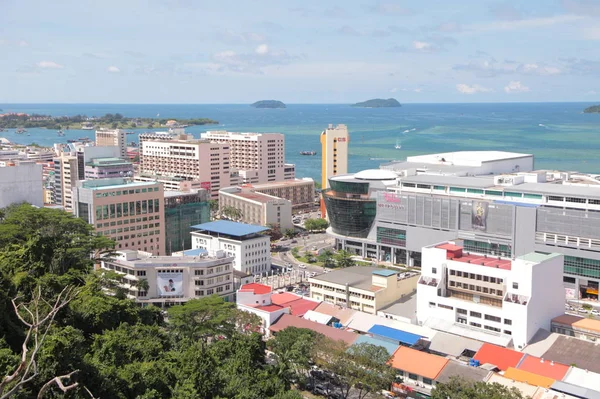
[592,309,600,316]
[309,272,317,277]
[299,264,307,269]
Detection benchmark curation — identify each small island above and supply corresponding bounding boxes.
[0,113,219,130]
[250,100,286,109]
[352,98,401,108]
[584,105,600,114]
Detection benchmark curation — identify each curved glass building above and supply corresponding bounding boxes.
[323,170,397,238]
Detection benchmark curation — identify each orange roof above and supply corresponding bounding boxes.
[504,367,555,388]
[271,292,303,305]
[473,343,524,371]
[388,346,449,380]
[436,243,463,251]
[552,314,600,334]
[517,355,569,380]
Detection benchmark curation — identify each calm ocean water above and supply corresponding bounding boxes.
[1,102,599,182]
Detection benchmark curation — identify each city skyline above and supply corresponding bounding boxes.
[1,0,599,103]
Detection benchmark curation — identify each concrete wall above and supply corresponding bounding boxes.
[0,164,43,208]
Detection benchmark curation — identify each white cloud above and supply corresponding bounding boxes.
[468,14,583,33]
[413,41,433,51]
[504,81,530,93]
[517,63,560,75]
[369,2,413,15]
[255,44,269,55]
[456,83,493,94]
[36,61,64,69]
[390,88,398,93]
[216,30,267,45]
[583,26,600,40]
[107,66,121,73]
[18,40,28,47]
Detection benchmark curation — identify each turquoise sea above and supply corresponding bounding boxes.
[1,102,599,182]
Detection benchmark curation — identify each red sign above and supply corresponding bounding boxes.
[337,137,347,142]
[201,181,211,190]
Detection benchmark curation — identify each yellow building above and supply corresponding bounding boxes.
[320,124,349,217]
[308,266,419,314]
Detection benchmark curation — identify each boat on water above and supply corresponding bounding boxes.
[395,138,402,150]
[128,141,138,147]
[79,137,91,142]
[125,131,135,135]
[57,130,65,136]
[67,139,78,143]
[300,151,317,155]
[16,128,27,134]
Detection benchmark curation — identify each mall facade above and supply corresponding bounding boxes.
[324,151,600,299]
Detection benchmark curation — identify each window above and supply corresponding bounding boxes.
[485,315,501,323]
[470,311,481,318]
[457,308,467,315]
[438,304,453,310]
[408,373,418,381]
[429,302,436,307]
[504,330,512,335]
[484,325,501,333]
[470,322,481,328]
[524,193,542,200]
[422,378,433,385]
[504,319,512,325]
[485,190,502,196]
[432,267,437,274]
[433,185,445,191]
[512,282,519,289]
[449,187,466,193]
[467,188,484,194]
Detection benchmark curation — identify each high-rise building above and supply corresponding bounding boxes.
[219,186,293,230]
[138,138,232,199]
[245,178,316,213]
[73,178,165,255]
[164,189,210,255]
[95,129,127,158]
[0,163,43,208]
[84,157,134,179]
[320,124,349,217]
[53,154,79,211]
[200,131,295,184]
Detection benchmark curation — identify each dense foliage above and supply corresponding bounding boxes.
[584,105,600,113]
[250,100,286,109]
[431,377,528,399]
[0,113,218,129]
[303,218,329,232]
[0,204,298,399]
[351,98,401,108]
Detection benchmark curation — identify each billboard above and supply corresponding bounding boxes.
[200,181,211,191]
[471,201,489,231]
[157,272,183,296]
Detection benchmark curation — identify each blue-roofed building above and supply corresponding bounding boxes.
[190,220,271,275]
[352,334,399,356]
[368,324,424,347]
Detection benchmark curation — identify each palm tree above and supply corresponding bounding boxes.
[334,249,355,268]
[135,278,150,293]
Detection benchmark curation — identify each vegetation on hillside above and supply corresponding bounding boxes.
[0,113,218,130]
[583,105,600,113]
[250,100,286,109]
[431,377,528,399]
[351,98,401,108]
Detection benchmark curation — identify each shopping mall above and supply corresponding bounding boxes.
[323,151,600,300]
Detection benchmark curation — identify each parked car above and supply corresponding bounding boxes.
[577,307,588,313]
[592,309,600,316]
[299,264,307,269]
[291,240,298,244]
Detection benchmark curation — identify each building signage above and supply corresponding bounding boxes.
[377,192,405,210]
[471,201,489,232]
[337,137,347,142]
[201,181,211,190]
[157,271,183,296]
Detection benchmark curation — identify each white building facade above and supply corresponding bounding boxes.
[95,129,127,158]
[100,249,235,303]
[416,240,564,349]
[219,186,293,230]
[0,163,43,208]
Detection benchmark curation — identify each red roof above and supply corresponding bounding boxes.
[473,343,524,371]
[269,314,357,345]
[516,354,569,380]
[239,283,272,295]
[451,253,512,270]
[286,298,320,317]
[436,243,463,251]
[271,292,302,305]
[256,304,284,313]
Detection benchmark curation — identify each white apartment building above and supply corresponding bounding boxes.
[138,138,233,199]
[250,178,316,212]
[308,266,419,314]
[95,129,127,158]
[100,249,235,304]
[53,154,79,211]
[200,131,295,184]
[0,163,43,208]
[219,186,293,230]
[236,283,290,336]
[190,220,271,275]
[416,240,564,349]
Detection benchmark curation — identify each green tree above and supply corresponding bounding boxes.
[304,251,316,264]
[222,205,243,221]
[284,229,298,239]
[343,343,396,399]
[431,377,528,399]
[317,250,335,268]
[334,249,355,268]
[270,327,317,386]
[266,223,283,241]
[304,218,328,232]
[208,200,219,220]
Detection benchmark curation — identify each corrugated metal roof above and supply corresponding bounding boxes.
[368,324,423,345]
[551,380,600,399]
[351,335,399,356]
[504,367,555,388]
[191,220,269,236]
[389,346,449,379]
[428,331,484,358]
[473,343,524,371]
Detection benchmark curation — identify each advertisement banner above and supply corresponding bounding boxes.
[471,201,489,231]
[157,272,183,296]
[200,181,211,191]
[565,288,576,300]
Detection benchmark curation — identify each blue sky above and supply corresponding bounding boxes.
[1,0,599,103]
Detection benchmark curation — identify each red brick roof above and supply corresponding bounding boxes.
[256,304,284,313]
[269,314,357,345]
[473,343,525,371]
[239,283,272,295]
[271,292,302,305]
[516,354,569,380]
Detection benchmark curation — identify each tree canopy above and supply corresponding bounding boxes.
[431,377,528,399]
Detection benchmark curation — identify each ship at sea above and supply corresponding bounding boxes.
[57,130,65,137]
[300,151,317,155]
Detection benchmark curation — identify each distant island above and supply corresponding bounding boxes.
[352,98,401,108]
[584,105,600,114]
[0,113,218,130]
[251,100,286,109]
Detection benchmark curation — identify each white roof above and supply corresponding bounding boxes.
[354,169,398,181]
[346,312,436,340]
[407,151,531,166]
[485,374,539,397]
[303,310,334,325]
[424,318,512,347]
[563,367,600,392]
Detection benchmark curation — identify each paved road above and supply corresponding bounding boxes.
[273,232,336,276]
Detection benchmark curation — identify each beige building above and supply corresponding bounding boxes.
[53,154,79,211]
[320,124,349,217]
[219,186,293,230]
[100,249,235,304]
[138,137,233,199]
[250,178,316,212]
[200,131,295,184]
[95,129,127,158]
[309,266,419,314]
[73,178,166,255]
